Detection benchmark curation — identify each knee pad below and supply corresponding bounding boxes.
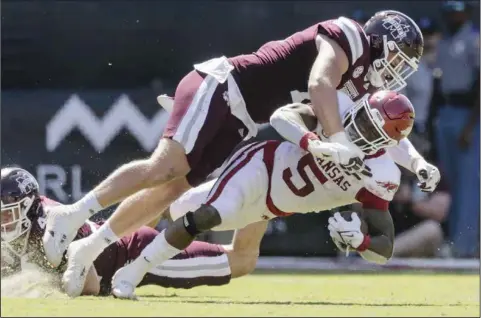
[182,205,222,236]
[183,211,201,237]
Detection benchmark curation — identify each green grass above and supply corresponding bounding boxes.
[1,272,479,317]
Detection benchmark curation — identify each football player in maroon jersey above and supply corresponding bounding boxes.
[43,10,424,294]
[1,167,237,296]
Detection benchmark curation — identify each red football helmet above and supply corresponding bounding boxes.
[343,90,415,154]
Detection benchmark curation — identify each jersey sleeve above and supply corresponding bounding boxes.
[355,155,401,211]
[318,17,366,66]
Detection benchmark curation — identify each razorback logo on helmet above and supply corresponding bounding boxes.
[381,16,411,41]
[376,181,399,193]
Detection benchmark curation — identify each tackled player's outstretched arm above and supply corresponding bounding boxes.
[308,35,348,137]
[358,208,395,264]
[386,138,424,173]
[270,103,318,145]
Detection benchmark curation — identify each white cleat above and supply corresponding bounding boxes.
[42,205,86,268]
[111,258,149,300]
[61,238,94,298]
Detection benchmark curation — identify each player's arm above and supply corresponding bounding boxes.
[333,205,394,265]
[357,207,395,264]
[269,102,318,147]
[387,139,440,192]
[308,34,348,138]
[386,138,423,172]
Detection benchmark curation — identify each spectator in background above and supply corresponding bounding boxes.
[434,1,480,258]
[391,175,451,257]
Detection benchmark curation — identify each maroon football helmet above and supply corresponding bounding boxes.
[1,167,41,259]
[343,90,415,154]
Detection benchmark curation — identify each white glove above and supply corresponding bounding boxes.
[306,139,350,160]
[310,132,372,179]
[329,131,365,163]
[328,212,364,249]
[331,234,349,253]
[412,159,441,193]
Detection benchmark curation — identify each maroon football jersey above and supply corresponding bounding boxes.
[229,17,377,123]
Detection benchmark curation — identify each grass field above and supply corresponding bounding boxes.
[1,272,479,317]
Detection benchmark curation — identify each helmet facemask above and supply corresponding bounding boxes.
[1,195,34,258]
[343,97,398,155]
[372,36,419,92]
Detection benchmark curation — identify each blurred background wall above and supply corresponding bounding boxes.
[1,0,479,259]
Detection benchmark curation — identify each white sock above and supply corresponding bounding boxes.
[81,221,119,263]
[72,191,103,219]
[138,231,181,269]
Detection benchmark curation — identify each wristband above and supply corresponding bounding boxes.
[299,132,319,151]
[355,234,371,252]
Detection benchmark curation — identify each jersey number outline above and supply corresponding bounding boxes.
[282,154,328,197]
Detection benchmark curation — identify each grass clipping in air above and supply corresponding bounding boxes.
[1,261,65,299]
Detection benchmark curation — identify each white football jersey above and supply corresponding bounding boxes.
[267,142,400,214]
[170,91,401,231]
[267,91,400,214]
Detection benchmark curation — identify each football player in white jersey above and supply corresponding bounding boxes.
[61,90,436,299]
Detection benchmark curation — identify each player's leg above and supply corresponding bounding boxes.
[88,226,232,296]
[137,221,268,290]
[225,220,269,278]
[97,181,266,292]
[110,143,269,298]
[170,181,269,279]
[44,70,233,268]
[139,238,233,290]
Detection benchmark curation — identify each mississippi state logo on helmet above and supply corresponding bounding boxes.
[1,167,41,259]
[343,90,415,155]
[363,10,424,91]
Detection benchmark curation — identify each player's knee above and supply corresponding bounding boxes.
[183,204,221,236]
[144,139,190,187]
[193,204,222,231]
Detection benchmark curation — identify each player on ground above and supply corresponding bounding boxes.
[43,10,424,277]
[0,167,238,296]
[64,90,436,299]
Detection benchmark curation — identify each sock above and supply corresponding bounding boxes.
[82,221,120,264]
[139,241,232,289]
[139,231,182,269]
[73,191,103,219]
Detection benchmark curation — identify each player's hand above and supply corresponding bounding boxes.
[306,139,350,160]
[331,235,349,253]
[307,138,372,180]
[330,132,372,179]
[328,212,364,249]
[412,158,441,193]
